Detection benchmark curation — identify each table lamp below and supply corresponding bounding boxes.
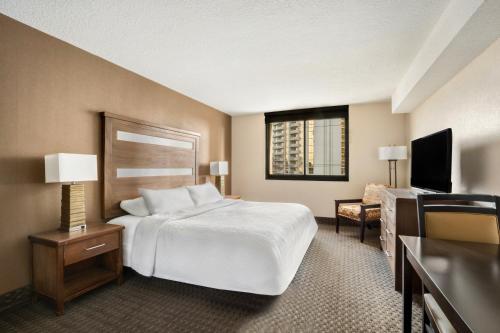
[45,153,98,231]
[378,146,407,188]
[210,161,228,196]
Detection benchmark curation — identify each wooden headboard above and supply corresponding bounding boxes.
[102,112,200,219]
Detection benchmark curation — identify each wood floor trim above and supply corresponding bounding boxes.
[315,216,335,225]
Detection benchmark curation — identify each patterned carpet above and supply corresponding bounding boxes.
[0,224,422,332]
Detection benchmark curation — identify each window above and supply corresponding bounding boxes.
[265,106,348,181]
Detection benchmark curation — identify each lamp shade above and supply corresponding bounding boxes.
[210,161,228,176]
[45,153,98,183]
[378,146,407,161]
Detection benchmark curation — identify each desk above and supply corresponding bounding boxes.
[400,236,500,333]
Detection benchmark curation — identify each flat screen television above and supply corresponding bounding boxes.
[411,129,452,193]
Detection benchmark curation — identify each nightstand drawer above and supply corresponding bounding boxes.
[65,232,119,265]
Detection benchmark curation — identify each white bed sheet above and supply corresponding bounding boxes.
[108,215,142,267]
[126,199,318,295]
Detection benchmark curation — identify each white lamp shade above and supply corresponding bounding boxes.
[45,153,98,183]
[210,161,228,176]
[378,146,407,160]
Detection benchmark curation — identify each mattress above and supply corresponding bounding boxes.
[110,199,318,295]
[108,215,142,267]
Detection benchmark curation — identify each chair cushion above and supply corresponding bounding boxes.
[338,204,381,222]
[362,183,386,204]
[424,293,457,333]
[425,212,500,244]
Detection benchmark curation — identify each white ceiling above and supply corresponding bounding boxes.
[0,1,450,115]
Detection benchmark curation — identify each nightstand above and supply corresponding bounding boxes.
[224,195,241,199]
[28,224,124,315]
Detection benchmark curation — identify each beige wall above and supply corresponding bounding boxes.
[0,15,231,295]
[406,38,500,194]
[232,102,407,217]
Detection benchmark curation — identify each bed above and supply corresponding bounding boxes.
[109,199,317,295]
[102,113,318,295]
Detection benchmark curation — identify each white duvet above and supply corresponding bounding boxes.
[115,199,318,295]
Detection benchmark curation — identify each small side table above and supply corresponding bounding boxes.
[29,224,124,315]
[224,195,241,199]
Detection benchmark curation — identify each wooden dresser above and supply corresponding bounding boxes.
[29,224,124,315]
[380,188,419,292]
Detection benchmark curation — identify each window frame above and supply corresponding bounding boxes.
[265,105,349,181]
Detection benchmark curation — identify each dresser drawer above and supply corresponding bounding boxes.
[384,218,396,240]
[64,232,119,265]
[381,194,395,224]
[381,214,395,241]
[385,235,396,273]
[380,227,387,252]
[380,219,394,272]
[380,207,387,224]
[382,204,395,223]
[386,231,396,253]
[381,192,395,210]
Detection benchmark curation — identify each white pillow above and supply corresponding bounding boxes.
[139,187,195,215]
[187,182,223,206]
[120,197,150,217]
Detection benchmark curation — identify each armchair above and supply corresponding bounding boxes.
[335,184,386,242]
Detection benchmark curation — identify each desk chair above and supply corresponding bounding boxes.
[416,194,500,333]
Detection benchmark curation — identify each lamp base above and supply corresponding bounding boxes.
[60,184,87,232]
[387,160,399,188]
[59,224,87,232]
[214,176,225,196]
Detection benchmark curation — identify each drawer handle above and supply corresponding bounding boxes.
[379,236,385,242]
[380,218,385,223]
[385,250,392,257]
[85,243,106,251]
[385,228,393,236]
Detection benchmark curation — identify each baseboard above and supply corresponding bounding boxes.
[315,216,335,224]
[315,216,363,227]
[0,285,31,313]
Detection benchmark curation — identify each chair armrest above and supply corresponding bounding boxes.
[360,203,381,210]
[335,199,363,204]
[359,203,381,223]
